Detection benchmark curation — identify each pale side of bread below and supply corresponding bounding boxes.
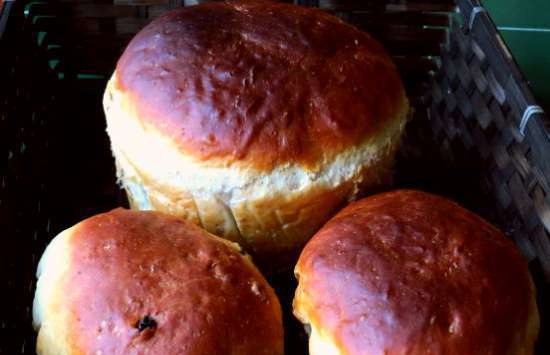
[104,76,408,264]
[33,226,78,355]
[306,325,341,355]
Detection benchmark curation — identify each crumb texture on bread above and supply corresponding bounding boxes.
[33,208,283,355]
[294,190,539,355]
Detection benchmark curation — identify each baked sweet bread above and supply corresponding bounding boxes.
[33,208,283,355]
[103,1,409,266]
[294,190,539,355]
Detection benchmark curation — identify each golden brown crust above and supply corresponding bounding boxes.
[38,209,283,355]
[114,1,407,169]
[294,190,539,355]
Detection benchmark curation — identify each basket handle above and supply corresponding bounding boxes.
[468,6,485,30]
[520,105,545,137]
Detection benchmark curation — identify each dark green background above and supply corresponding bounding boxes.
[483,0,550,111]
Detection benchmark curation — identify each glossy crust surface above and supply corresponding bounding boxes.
[294,190,539,355]
[111,1,407,169]
[104,1,409,266]
[33,208,283,355]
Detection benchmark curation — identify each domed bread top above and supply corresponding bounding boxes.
[33,208,283,355]
[294,190,539,355]
[112,1,407,170]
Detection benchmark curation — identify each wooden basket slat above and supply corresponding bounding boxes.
[318,0,455,12]
[47,0,117,4]
[114,0,170,5]
[360,23,447,42]
[28,3,143,18]
[345,11,450,28]
[378,37,443,56]
[46,0,171,5]
[31,16,148,34]
[41,31,133,46]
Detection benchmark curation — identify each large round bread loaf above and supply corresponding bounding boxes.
[103,1,409,266]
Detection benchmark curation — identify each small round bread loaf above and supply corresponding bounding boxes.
[32,208,283,355]
[103,1,409,265]
[294,190,539,355]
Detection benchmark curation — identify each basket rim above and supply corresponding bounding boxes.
[0,0,15,40]
[455,0,549,142]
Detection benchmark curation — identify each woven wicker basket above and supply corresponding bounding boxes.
[1,0,548,353]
